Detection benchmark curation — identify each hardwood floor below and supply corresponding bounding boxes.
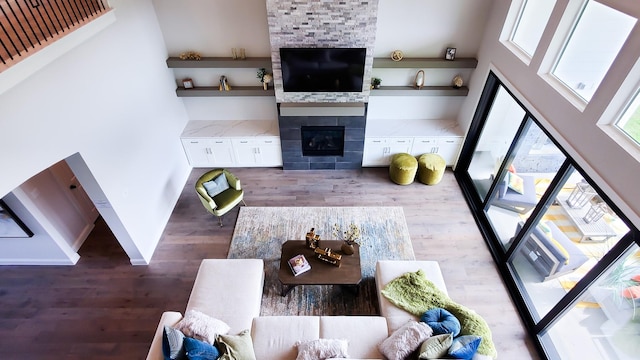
[0,167,541,359]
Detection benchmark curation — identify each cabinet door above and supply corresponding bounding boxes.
[256,138,283,167]
[388,138,414,157]
[363,138,390,166]
[411,138,438,157]
[232,139,259,166]
[434,137,463,165]
[210,139,236,166]
[181,139,215,167]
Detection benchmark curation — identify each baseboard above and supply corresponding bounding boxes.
[0,257,78,265]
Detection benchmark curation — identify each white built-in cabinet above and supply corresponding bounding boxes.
[180,120,282,168]
[362,120,463,167]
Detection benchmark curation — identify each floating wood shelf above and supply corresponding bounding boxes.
[167,57,273,69]
[372,57,478,69]
[369,86,469,96]
[176,86,275,97]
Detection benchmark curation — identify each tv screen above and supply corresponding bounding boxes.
[280,48,366,92]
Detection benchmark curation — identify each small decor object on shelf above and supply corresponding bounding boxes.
[179,51,201,60]
[371,77,381,89]
[239,48,246,60]
[445,47,456,60]
[414,70,425,89]
[391,50,404,62]
[314,247,342,267]
[232,48,246,60]
[257,68,273,90]
[288,254,311,276]
[333,223,362,256]
[219,76,231,91]
[182,78,194,89]
[305,228,320,249]
[452,75,464,89]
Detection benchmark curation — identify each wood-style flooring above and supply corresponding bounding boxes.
[0,167,541,359]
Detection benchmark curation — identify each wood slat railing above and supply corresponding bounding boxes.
[0,0,109,71]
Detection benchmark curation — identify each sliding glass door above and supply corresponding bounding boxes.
[456,72,639,360]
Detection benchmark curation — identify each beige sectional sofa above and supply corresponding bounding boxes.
[146,259,455,360]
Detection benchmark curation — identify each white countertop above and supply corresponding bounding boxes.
[365,119,463,137]
[181,120,280,138]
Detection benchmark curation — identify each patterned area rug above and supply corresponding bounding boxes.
[228,206,415,316]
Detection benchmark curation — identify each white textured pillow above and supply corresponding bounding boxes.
[378,320,433,360]
[296,338,349,360]
[174,309,230,344]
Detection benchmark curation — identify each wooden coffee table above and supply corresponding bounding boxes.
[278,240,362,296]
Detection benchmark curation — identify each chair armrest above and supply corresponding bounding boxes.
[224,170,241,190]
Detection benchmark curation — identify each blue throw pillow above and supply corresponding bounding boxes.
[448,335,482,360]
[202,173,229,198]
[183,336,220,360]
[421,307,461,336]
[162,326,186,360]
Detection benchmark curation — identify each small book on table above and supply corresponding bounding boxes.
[288,254,311,276]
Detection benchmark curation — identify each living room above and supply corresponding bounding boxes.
[1,0,640,359]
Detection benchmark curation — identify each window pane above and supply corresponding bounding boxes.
[541,244,640,359]
[615,89,640,145]
[511,0,556,57]
[468,86,525,202]
[486,120,566,250]
[552,1,636,102]
[510,167,630,320]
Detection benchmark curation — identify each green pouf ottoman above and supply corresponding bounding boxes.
[418,153,446,185]
[389,153,418,185]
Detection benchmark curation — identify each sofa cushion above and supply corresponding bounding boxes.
[186,259,264,333]
[183,336,220,360]
[203,173,229,198]
[251,316,321,360]
[295,339,349,360]
[319,316,388,359]
[174,309,230,345]
[418,333,453,359]
[378,320,433,360]
[538,222,570,264]
[163,326,186,360]
[421,308,461,336]
[217,329,256,360]
[375,260,448,333]
[448,335,482,360]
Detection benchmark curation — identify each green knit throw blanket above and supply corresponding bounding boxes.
[381,270,497,358]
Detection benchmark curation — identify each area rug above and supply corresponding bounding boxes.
[228,206,415,316]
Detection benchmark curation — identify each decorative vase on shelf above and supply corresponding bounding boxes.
[341,242,355,255]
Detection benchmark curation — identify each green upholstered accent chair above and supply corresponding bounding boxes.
[417,153,446,185]
[195,169,246,227]
[389,153,418,185]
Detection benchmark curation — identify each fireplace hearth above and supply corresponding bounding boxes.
[278,104,367,170]
[301,126,345,157]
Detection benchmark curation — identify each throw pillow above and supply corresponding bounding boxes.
[621,285,640,300]
[418,333,453,359]
[378,320,433,360]
[295,338,349,360]
[421,307,461,336]
[448,335,482,360]
[632,274,640,283]
[507,172,525,194]
[538,222,570,265]
[174,309,231,345]
[202,173,230,198]
[183,336,220,360]
[163,326,186,360]
[216,329,256,360]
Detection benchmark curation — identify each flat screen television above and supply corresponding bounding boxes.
[280,47,366,92]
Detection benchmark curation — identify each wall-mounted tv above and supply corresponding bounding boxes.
[280,47,366,93]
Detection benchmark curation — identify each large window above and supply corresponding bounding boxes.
[551,1,636,102]
[615,89,640,145]
[510,0,557,58]
[457,72,639,360]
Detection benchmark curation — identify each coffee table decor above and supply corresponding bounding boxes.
[314,247,342,266]
[333,222,362,255]
[229,206,415,316]
[305,228,320,249]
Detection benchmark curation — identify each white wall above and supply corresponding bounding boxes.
[0,0,191,264]
[459,0,640,227]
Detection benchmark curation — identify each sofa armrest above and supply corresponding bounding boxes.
[145,311,183,360]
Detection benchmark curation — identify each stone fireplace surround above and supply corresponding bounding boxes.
[278,104,367,170]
